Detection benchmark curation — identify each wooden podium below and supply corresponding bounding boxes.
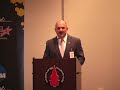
[33,58,81,90]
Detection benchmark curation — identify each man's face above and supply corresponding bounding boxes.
[55,20,68,39]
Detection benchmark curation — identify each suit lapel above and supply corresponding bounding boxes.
[64,35,71,58]
[54,37,62,58]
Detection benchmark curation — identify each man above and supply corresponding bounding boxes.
[43,20,85,65]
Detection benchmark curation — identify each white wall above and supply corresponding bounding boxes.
[25,0,120,90]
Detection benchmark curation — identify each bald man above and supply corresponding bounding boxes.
[43,20,85,65]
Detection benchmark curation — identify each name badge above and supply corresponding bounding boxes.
[69,51,74,58]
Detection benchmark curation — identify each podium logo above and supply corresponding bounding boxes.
[45,65,64,87]
[0,65,6,82]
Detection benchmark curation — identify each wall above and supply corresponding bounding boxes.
[25,0,120,90]
[64,0,120,90]
[25,0,61,89]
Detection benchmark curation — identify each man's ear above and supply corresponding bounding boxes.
[54,28,56,31]
[66,27,68,31]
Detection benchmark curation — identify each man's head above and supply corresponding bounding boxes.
[55,20,68,39]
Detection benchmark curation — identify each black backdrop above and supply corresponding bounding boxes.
[0,0,24,90]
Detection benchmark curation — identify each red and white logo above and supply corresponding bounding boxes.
[0,26,12,37]
[45,65,64,87]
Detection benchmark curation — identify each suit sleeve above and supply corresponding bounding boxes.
[75,39,85,65]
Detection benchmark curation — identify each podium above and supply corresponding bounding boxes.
[33,58,81,90]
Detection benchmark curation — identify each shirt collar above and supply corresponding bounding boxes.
[57,34,68,43]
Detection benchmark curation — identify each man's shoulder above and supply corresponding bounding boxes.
[68,35,80,41]
[46,37,57,43]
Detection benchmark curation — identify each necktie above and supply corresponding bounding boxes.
[59,39,65,57]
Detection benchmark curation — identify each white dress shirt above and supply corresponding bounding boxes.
[58,34,68,57]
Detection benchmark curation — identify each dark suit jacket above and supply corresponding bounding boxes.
[43,35,85,65]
